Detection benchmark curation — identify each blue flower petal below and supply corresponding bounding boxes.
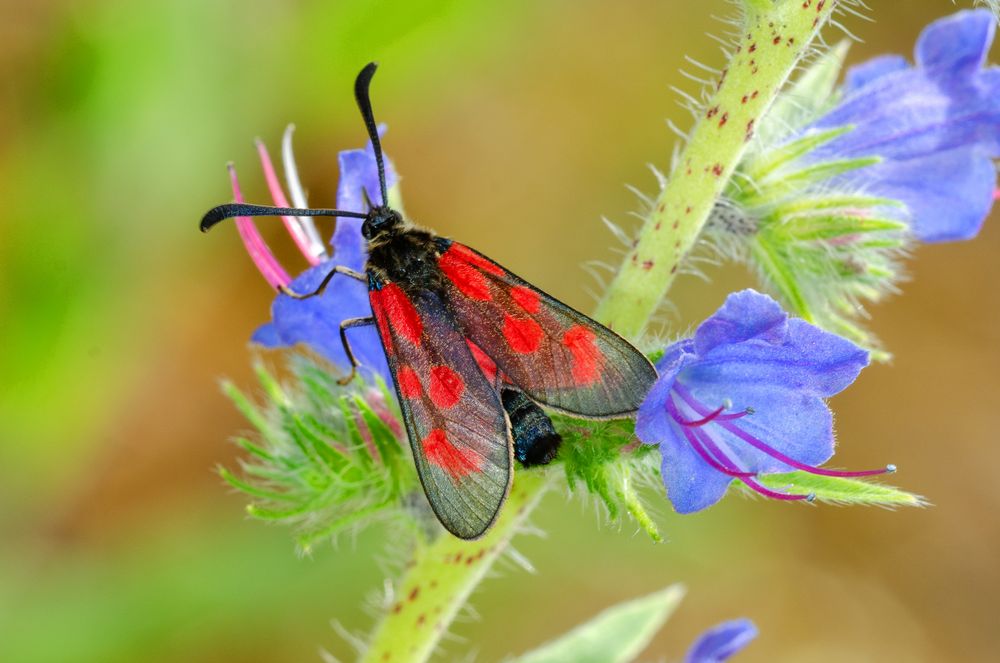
[685,619,758,663]
[843,55,909,93]
[915,10,994,77]
[814,68,1000,161]
[803,11,1000,244]
[679,379,835,476]
[639,343,736,513]
[852,147,996,243]
[693,289,787,356]
[636,340,694,445]
[251,321,281,347]
[692,291,867,397]
[264,262,391,382]
[656,417,736,514]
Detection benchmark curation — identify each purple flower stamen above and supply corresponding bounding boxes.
[671,404,750,427]
[671,415,754,479]
[740,475,814,502]
[672,382,893,481]
[685,422,810,501]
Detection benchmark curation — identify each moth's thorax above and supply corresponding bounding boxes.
[366,226,450,292]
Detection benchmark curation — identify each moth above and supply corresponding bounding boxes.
[201,63,657,539]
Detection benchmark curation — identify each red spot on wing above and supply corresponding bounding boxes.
[503,315,543,354]
[397,366,422,398]
[439,246,492,300]
[509,286,540,314]
[449,243,505,276]
[562,325,604,385]
[466,340,498,383]
[369,292,394,354]
[377,283,422,344]
[429,365,464,408]
[421,429,482,480]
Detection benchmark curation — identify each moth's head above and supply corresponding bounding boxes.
[362,205,403,240]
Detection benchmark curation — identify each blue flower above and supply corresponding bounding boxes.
[808,9,1000,242]
[636,290,891,514]
[230,125,395,383]
[684,619,758,663]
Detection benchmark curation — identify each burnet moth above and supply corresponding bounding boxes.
[201,63,657,539]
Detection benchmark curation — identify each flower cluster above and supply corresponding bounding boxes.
[707,10,999,352]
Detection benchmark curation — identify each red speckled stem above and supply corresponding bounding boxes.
[361,472,549,663]
[594,0,838,338]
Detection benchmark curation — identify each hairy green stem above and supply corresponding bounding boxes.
[361,472,550,663]
[360,2,839,660]
[594,0,838,337]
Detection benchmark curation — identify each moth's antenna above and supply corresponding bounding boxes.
[354,62,389,208]
[200,203,367,233]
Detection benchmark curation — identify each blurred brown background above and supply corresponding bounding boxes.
[1,1,997,661]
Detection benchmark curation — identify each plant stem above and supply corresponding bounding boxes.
[594,0,837,337]
[361,471,550,663]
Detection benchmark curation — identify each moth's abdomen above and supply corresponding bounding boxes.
[501,388,561,467]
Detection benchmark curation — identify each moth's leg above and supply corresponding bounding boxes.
[279,265,366,300]
[337,316,376,385]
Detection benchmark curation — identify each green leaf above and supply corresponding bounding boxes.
[509,585,686,663]
[755,471,927,507]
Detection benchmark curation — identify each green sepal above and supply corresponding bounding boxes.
[754,471,927,507]
[555,415,663,542]
[743,125,853,184]
[780,215,909,242]
[220,355,420,551]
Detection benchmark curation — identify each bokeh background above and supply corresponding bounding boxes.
[2,1,997,661]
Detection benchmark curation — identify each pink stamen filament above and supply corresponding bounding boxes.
[672,405,725,427]
[689,420,811,501]
[672,382,892,478]
[256,140,325,266]
[672,404,749,427]
[741,475,813,502]
[281,125,328,261]
[668,395,811,501]
[676,423,754,479]
[229,164,291,290]
[677,406,810,501]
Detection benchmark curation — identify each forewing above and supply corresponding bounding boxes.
[369,280,512,539]
[437,242,656,417]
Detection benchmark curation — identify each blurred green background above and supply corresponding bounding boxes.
[1,1,997,661]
